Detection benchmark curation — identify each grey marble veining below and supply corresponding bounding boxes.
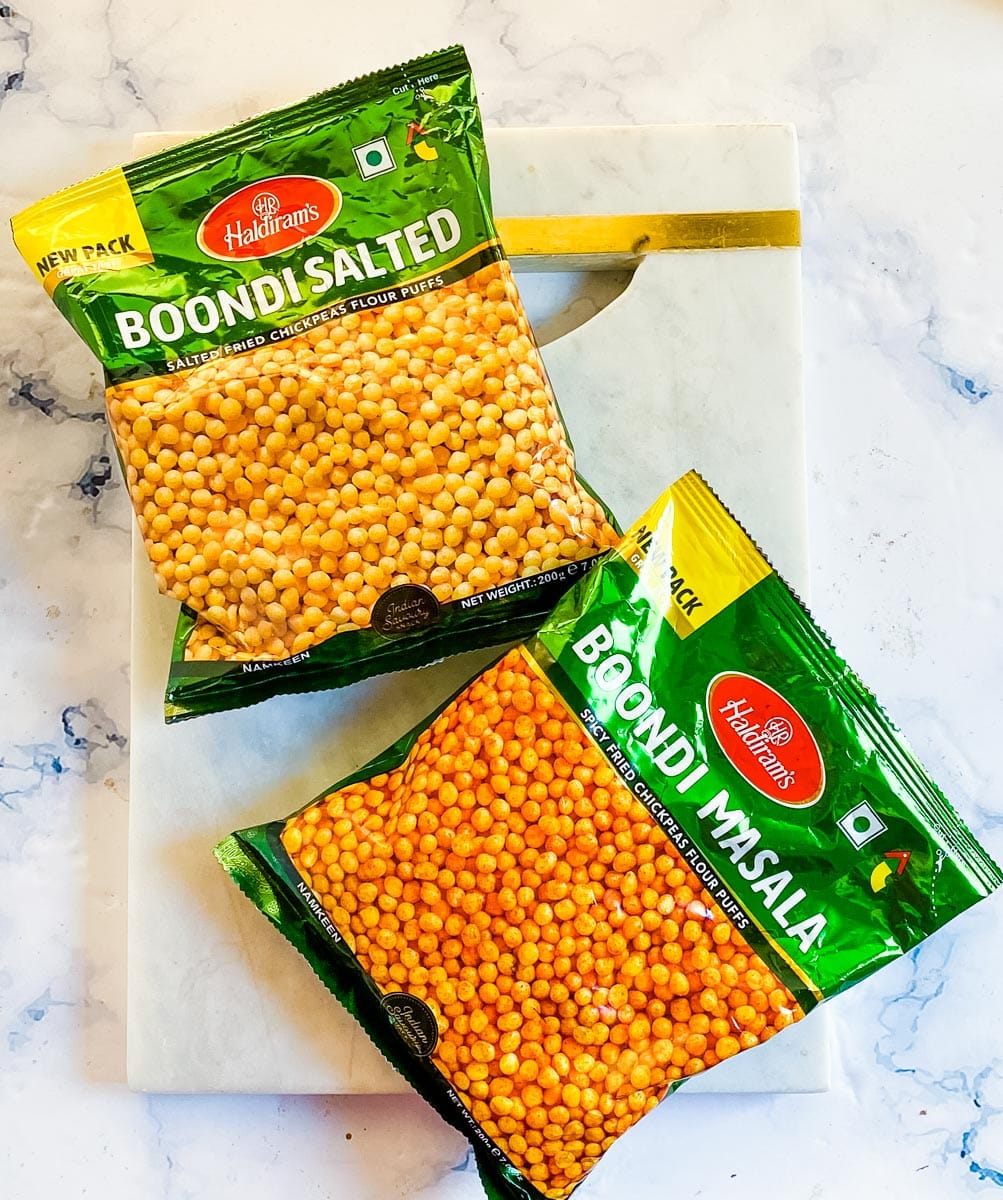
[3,1,1003,1197]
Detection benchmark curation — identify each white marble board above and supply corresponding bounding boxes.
[128,124,828,1093]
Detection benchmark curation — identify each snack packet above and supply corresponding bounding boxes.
[12,47,617,720]
[216,471,1000,1200]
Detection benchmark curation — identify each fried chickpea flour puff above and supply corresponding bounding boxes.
[110,261,617,664]
[281,648,803,1199]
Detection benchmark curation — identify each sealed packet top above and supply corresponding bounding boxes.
[216,470,1000,1200]
[12,46,618,720]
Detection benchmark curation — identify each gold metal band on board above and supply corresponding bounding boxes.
[496,210,801,257]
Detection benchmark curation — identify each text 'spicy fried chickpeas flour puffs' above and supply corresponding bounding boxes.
[12,47,617,720]
[217,472,1000,1200]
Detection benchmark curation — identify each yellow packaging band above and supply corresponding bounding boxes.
[617,471,772,640]
[12,167,154,296]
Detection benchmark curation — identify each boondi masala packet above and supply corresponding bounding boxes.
[12,47,617,720]
[216,471,1000,1200]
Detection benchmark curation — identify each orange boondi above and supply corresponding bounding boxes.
[282,647,803,1198]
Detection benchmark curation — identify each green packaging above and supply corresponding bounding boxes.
[216,470,1000,1200]
[12,47,617,720]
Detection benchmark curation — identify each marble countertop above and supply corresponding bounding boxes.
[3,2,1003,1198]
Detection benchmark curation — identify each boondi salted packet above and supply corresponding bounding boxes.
[216,471,1000,1200]
[11,46,617,720]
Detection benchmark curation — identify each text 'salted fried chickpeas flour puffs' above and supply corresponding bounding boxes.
[217,472,1000,1200]
[12,47,617,720]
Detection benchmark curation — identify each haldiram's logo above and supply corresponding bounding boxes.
[762,716,793,747]
[251,191,281,221]
[707,672,825,808]
[197,175,342,261]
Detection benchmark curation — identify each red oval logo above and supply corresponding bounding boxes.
[706,672,825,807]
[197,175,341,261]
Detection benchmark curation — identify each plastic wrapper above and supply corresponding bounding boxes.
[216,470,1000,1200]
[12,46,617,720]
